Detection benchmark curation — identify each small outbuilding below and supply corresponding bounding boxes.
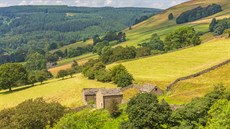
[96,88,123,109]
[139,84,163,95]
[82,88,103,105]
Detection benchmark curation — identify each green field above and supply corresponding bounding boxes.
[0,74,116,110]
[164,63,230,104]
[109,38,230,89]
[1,0,230,111]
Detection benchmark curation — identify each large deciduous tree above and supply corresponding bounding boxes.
[0,63,27,91]
[123,93,172,129]
[25,52,47,71]
[110,64,134,87]
[164,27,201,51]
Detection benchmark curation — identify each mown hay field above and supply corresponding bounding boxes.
[0,74,116,110]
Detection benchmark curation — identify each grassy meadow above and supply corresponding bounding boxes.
[1,0,230,111]
[0,74,116,110]
[164,63,230,104]
[109,38,230,89]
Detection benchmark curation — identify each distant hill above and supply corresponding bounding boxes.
[0,5,161,54]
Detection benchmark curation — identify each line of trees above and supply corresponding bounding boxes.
[120,84,230,129]
[0,52,53,91]
[209,17,230,36]
[9,84,227,129]
[176,4,222,24]
[97,27,200,64]
[82,59,134,87]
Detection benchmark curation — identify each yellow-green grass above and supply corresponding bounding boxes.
[56,53,97,66]
[109,38,230,90]
[50,39,93,53]
[0,74,116,110]
[118,0,230,47]
[48,0,230,70]
[49,53,98,75]
[164,63,230,104]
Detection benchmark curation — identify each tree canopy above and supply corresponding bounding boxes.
[0,63,27,91]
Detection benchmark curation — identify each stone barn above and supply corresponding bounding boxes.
[139,84,163,95]
[96,88,123,109]
[82,88,103,105]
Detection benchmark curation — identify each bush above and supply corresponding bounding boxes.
[125,93,172,128]
[110,65,134,87]
[57,70,68,79]
[0,98,65,129]
[95,69,112,82]
[168,13,174,20]
[136,47,151,57]
[107,99,121,118]
[54,109,109,129]
[164,27,201,51]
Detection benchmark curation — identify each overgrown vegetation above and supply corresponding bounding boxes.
[0,6,161,64]
[120,85,230,129]
[209,17,230,35]
[176,4,222,24]
[82,60,134,87]
[0,98,65,129]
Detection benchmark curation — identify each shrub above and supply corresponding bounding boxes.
[57,70,68,79]
[168,13,174,20]
[0,98,65,129]
[124,93,172,128]
[54,109,109,129]
[164,27,201,51]
[107,99,121,118]
[110,65,134,87]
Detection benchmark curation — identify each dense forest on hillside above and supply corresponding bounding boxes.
[176,4,222,24]
[0,5,161,55]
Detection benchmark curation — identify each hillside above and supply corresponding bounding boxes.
[166,62,230,104]
[0,6,161,63]
[1,0,230,110]
[50,0,230,69]
[0,74,116,110]
[109,38,230,89]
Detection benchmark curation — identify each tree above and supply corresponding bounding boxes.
[28,73,37,86]
[0,63,27,91]
[67,68,75,78]
[136,47,151,57]
[209,18,217,32]
[71,60,81,73]
[57,70,68,80]
[45,53,59,63]
[164,27,201,51]
[171,84,226,128]
[139,33,164,51]
[54,109,109,129]
[107,99,121,118]
[124,93,172,129]
[205,99,230,129]
[168,13,174,20]
[36,70,49,84]
[110,65,134,87]
[25,52,47,71]
[93,35,101,45]
[176,4,222,24]
[11,98,65,129]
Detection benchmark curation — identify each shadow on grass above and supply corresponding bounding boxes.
[0,82,50,95]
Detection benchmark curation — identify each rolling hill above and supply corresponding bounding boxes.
[50,0,230,69]
[1,0,230,110]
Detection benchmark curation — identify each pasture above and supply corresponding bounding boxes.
[109,38,230,89]
[0,74,116,110]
